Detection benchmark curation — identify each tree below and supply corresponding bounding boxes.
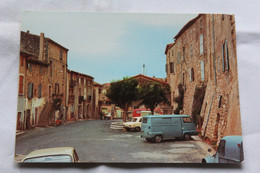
[139,82,170,115]
[106,77,139,122]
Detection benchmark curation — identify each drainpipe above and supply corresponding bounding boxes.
[212,14,217,86]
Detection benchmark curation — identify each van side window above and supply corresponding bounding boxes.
[218,140,226,156]
[183,117,192,123]
[153,118,172,124]
[142,118,147,124]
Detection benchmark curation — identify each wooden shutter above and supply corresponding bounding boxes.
[200,60,205,81]
[19,75,24,95]
[189,68,192,82]
[38,84,42,98]
[222,43,225,72]
[200,34,203,55]
[225,40,229,71]
[28,83,33,98]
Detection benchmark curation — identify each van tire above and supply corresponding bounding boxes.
[154,135,162,143]
[184,133,191,140]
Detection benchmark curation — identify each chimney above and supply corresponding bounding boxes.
[39,33,44,61]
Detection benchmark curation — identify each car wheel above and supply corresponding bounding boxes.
[154,135,162,143]
[135,127,141,132]
[184,133,191,140]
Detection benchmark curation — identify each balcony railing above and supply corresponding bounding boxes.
[68,95,75,103]
[69,80,76,87]
[79,96,84,104]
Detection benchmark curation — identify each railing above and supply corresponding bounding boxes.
[79,96,84,104]
[69,80,76,87]
[68,95,75,103]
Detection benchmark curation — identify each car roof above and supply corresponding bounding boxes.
[221,135,243,143]
[143,114,190,118]
[23,147,75,160]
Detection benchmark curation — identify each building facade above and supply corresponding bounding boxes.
[165,14,241,143]
[17,31,68,129]
[66,70,95,121]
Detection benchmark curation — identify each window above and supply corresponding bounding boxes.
[200,60,205,81]
[218,95,222,108]
[27,63,32,72]
[38,84,42,98]
[39,67,43,74]
[218,140,226,156]
[165,64,168,73]
[142,118,147,124]
[170,62,174,74]
[200,19,202,29]
[177,52,181,63]
[190,44,193,57]
[183,47,185,61]
[60,50,63,60]
[200,34,204,55]
[189,68,194,82]
[49,61,52,77]
[222,40,230,72]
[55,83,59,94]
[19,75,24,95]
[28,83,33,98]
[183,117,192,123]
[63,65,65,79]
[20,57,24,67]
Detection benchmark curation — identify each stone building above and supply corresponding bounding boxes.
[165,14,241,143]
[66,70,94,121]
[131,74,172,114]
[17,31,68,129]
[93,82,102,119]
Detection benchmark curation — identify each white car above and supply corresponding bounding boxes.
[22,147,79,163]
[123,117,142,132]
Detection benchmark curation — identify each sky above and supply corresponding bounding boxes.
[21,12,197,84]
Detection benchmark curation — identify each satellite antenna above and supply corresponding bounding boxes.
[143,64,146,75]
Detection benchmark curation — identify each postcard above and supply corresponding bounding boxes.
[15,12,243,163]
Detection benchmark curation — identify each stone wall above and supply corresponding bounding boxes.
[166,14,242,143]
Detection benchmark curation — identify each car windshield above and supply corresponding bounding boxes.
[24,155,72,163]
[130,118,137,122]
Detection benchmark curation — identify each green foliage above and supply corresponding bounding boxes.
[139,82,170,115]
[191,85,206,125]
[106,77,139,109]
[173,84,184,114]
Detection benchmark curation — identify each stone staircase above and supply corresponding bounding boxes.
[110,121,124,130]
[38,102,54,127]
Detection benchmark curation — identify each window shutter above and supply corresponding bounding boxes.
[38,84,42,98]
[189,68,192,82]
[222,43,225,72]
[200,60,205,81]
[225,40,230,71]
[19,75,24,94]
[28,83,33,98]
[200,34,203,55]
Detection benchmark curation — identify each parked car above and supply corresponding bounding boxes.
[141,115,197,143]
[123,117,142,132]
[22,147,79,163]
[202,136,244,163]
